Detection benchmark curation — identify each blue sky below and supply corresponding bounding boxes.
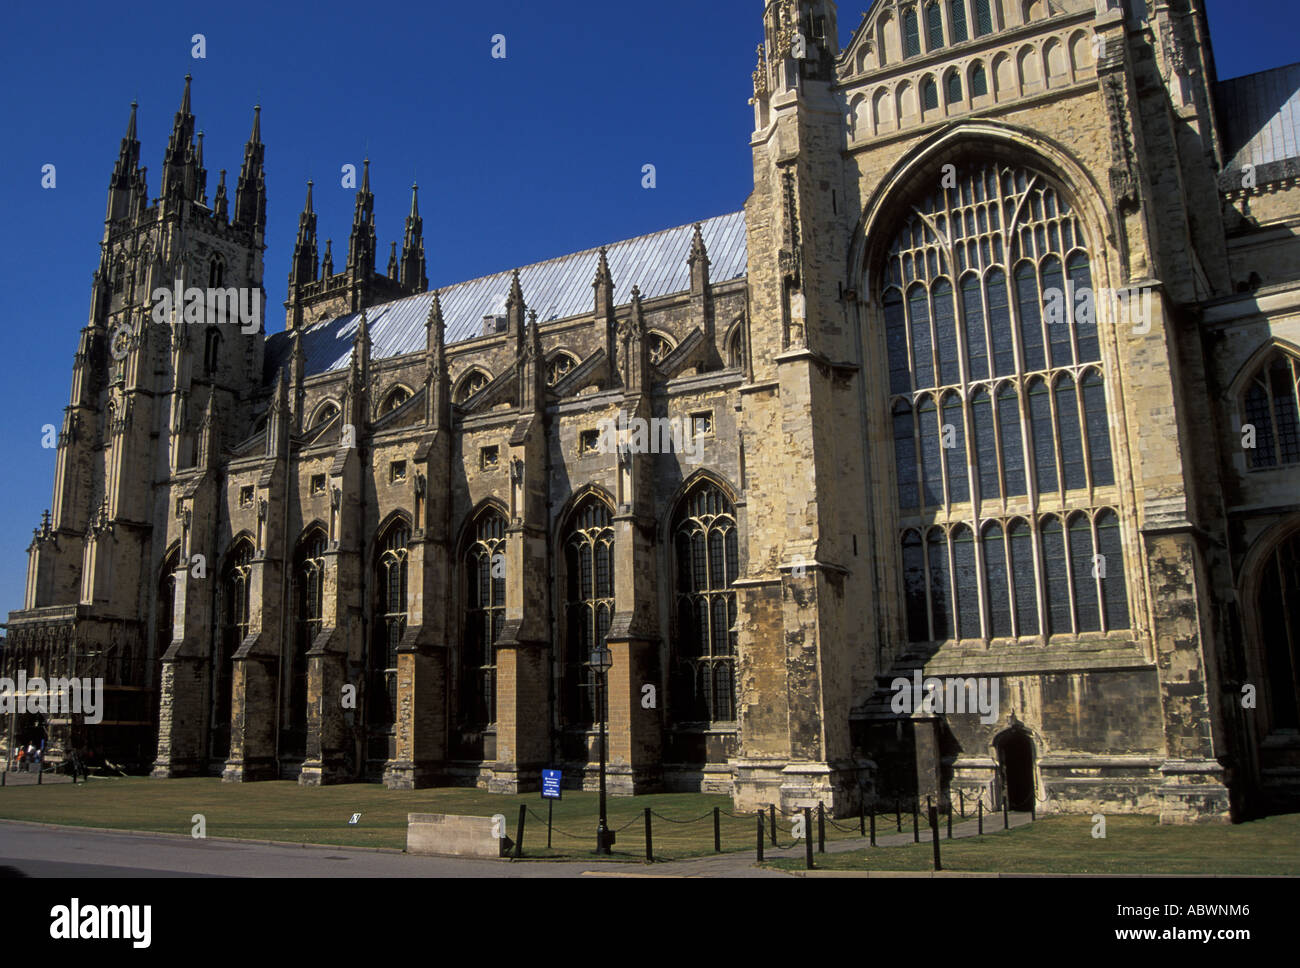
[0,0,1295,617]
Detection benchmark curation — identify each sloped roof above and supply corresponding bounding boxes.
[266,210,747,379]
[1216,63,1300,170]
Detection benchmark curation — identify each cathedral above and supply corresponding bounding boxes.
[6,0,1299,823]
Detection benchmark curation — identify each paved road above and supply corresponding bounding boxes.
[0,811,1033,878]
[0,821,789,877]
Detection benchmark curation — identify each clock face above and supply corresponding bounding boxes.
[110,323,132,361]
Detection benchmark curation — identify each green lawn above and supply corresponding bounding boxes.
[4,778,1295,872]
[766,813,1300,875]
[0,777,776,860]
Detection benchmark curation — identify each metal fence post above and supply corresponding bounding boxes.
[756,813,764,862]
[978,797,984,836]
[769,804,777,845]
[713,807,721,853]
[644,808,653,863]
[869,808,876,847]
[929,804,942,872]
[804,807,814,870]
[895,797,902,832]
[817,802,825,854]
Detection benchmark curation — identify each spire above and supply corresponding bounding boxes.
[354,309,372,381]
[233,105,266,232]
[400,183,428,292]
[321,238,334,277]
[506,268,526,349]
[343,312,370,431]
[688,222,710,272]
[347,158,377,278]
[266,368,289,457]
[620,285,649,392]
[520,308,547,414]
[387,241,398,280]
[425,291,448,429]
[688,221,714,345]
[194,131,207,205]
[160,75,200,203]
[594,245,617,369]
[105,101,142,223]
[288,180,318,289]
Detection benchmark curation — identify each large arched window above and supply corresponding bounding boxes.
[925,2,945,50]
[881,160,1128,644]
[215,539,253,760]
[462,508,506,728]
[454,369,491,404]
[1242,351,1300,469]
[378,385,411,416]
[547,352,579,387]
[563,497,614,726]
[371,520,408,738]
[903,7,921,57]
[950,0,970,41]
[672,482,739,723]
[287,529,326,757]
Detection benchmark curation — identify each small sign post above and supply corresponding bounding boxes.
[542,769,562,848]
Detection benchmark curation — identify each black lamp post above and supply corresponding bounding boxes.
[591,643,613,854]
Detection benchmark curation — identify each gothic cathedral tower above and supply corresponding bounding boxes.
[18,77,266,764]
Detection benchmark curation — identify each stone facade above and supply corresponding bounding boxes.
[5,0,1299,824]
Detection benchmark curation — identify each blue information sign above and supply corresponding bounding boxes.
[542,769,562,800]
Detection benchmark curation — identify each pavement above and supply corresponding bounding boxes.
[0,809,1035,878]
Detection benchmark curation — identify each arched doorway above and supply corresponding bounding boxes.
[996,726,1036,812]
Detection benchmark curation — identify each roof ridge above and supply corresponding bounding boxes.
[1218,61,1300,85]
[423,209,744,295]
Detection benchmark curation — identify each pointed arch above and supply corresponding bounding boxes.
[369,514,411,743]
[546,350,580,387]
[287,526,328,757]
[378,384,413,416]
[560,490,616,726]
[453,367,493,404]
[308,399,340,430]
[460,503,508,728]
[670,477,739,724]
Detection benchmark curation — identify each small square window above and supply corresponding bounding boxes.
[579,429,601,455]
[238,485,254,508]
[691,411,715,438]
[310,474,326,495]
[480,446,499,469]
[390,460,407,484]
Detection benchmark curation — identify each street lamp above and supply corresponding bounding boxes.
[590,643,613,854]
